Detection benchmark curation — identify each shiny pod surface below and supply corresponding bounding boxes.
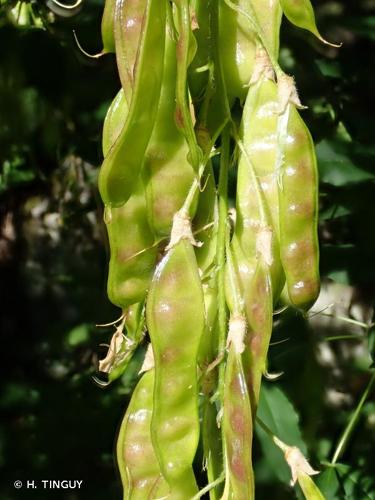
[279,105,320,309]
[99,0,166,206]
[223,345,254,499]
[143,25,195,237]
[102,89,157,309]
[218,0,281,101]
[146,239,205,498]
[279,0,337,45]
[101,0,116,54]
[234,65,284,300]
[116,370,169,499]
[243,259,273,409]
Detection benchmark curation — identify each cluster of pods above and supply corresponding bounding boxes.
[97,0,337,498]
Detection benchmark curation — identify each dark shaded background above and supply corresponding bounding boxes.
[0,1,374,499]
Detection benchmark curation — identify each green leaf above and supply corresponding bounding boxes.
[316,467,340,499]
[315,60,341,79]
[66,323,90,347]
[256,384,307,484]
[316,140,375,187]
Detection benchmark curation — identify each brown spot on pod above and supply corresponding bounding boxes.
[230,407,246,434]
[160,346,180,365]
[174,106,185,129]
[249,332,262,358]
[283,239,314,267]
[287,200,314,219]
[230,373,247,397]
[230,448,247,482]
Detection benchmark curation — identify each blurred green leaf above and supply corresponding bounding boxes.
[317,140,375,186]
[316,466,341,499]
[66,323,90,346]
[316,60,341,78]
[256,384,307,484]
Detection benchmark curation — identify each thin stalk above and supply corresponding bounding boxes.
[191,472,225,500]
[217,127,230,384]
[325,335,363,342]
[331,370,375,465]
[318,312,373,330]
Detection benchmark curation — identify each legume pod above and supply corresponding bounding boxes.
[102,90,157,309]
[142,23,195,238]
[234,50,284,301]
[280,0,340,47]
[172,0,203,171]
[218,0,281,102]
[101,0,115,54]
[222,341,254,500]
[116,369,169,499]
[277,77,320,310]
[99,0,166,207]
[146,239,205,498]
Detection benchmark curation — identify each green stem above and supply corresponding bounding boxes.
[325,335,364,342]
[331,370,375,465]
[217,127,230,378]
[191,472,225,500]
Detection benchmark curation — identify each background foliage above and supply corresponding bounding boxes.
[0,0,374,498]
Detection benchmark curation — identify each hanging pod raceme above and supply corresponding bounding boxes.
[94,0,338,497]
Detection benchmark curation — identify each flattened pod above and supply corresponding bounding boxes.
[143,25,195,238]
[234,53,284,301]
[102,89,157,309]
[105,187,157,309]
[173,0,202,171]
[116,370,169,499]
[102,88,127,157]
[114,0,147,103]
[218,0,281,102]
[279,105,320,310]
[101,0,116,54]
[223,344,254,500]
[279,0,340,46]
[99,0,166,206]
[243,259,273,409]
[218,0,256,102]
[146,240,205,498]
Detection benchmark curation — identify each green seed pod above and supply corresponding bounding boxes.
[101,0,115,54]
[202,399,223,500]
[218,0,256,103]
[99,0,166,207]
[102,88,127,157]
[113,0,147,103]
[102,89,157,309]
[278,77,320,310]
[104,188,158,309]
[146,239,205,498]
[142,25,195,238]
[193,164,217,276]
[279,0,340,47]
[116,369,169,499]
[233,50,284,301]
[223,328,254,500]
[173,0,203,171]
[243,259,273,410]
[218,0,281,102]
